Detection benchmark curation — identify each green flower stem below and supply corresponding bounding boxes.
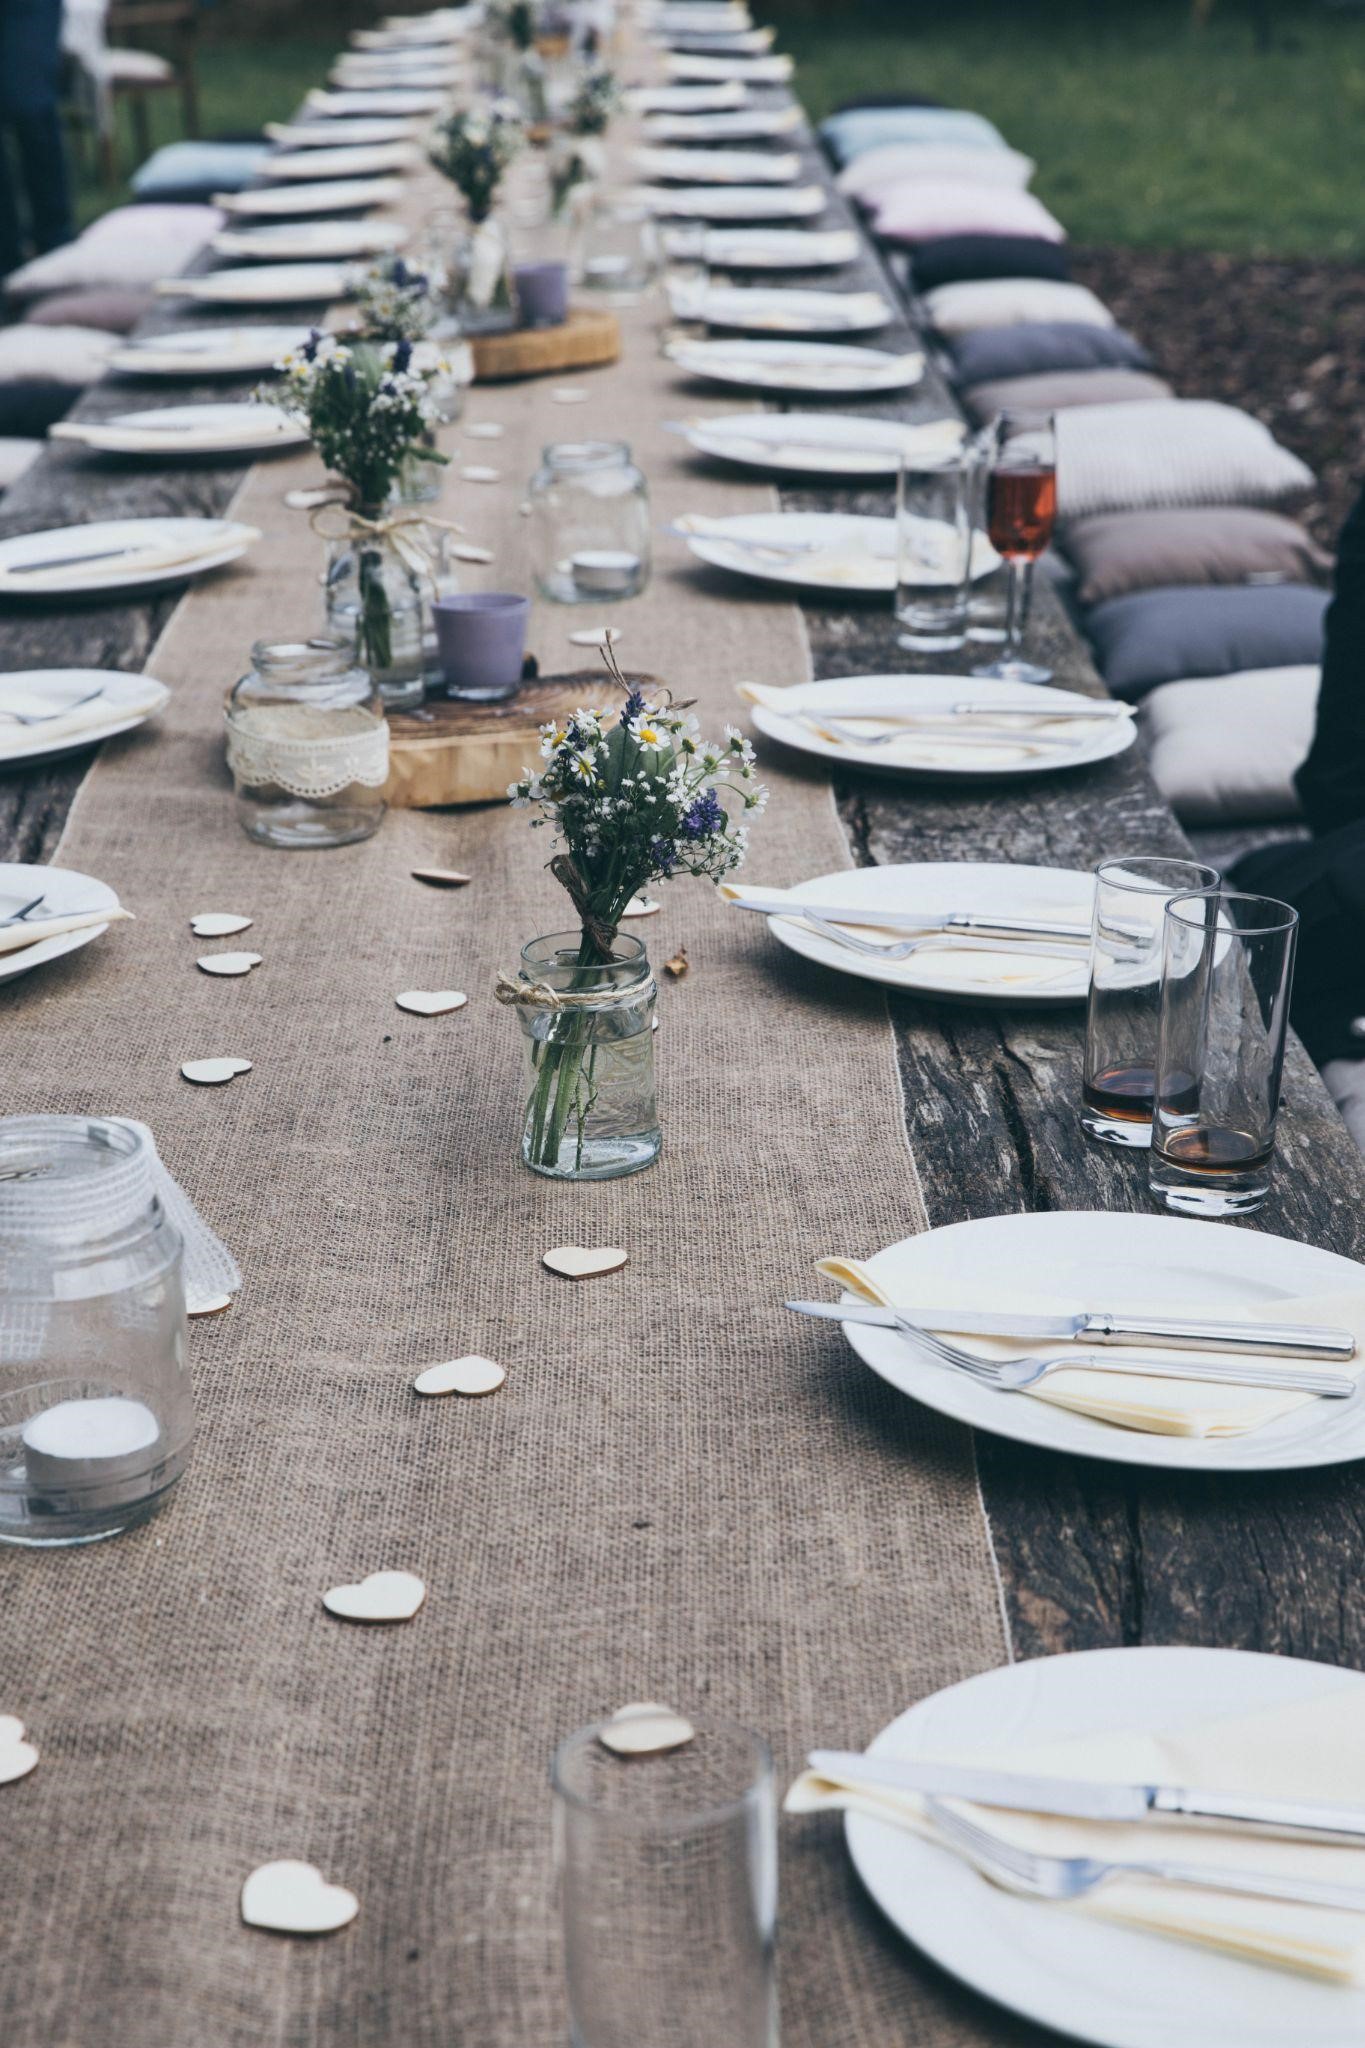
[357,542,393,678]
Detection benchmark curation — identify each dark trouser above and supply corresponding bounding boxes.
[1296,480,1365,835]
[0,0,74,276]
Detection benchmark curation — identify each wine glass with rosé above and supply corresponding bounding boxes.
[972,409,1057,684]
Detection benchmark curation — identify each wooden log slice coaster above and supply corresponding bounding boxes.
[469,308,621,384]
[385,669,662,808]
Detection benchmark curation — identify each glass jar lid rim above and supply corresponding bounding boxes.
[542,438,632,470]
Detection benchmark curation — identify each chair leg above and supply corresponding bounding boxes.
[180,59,199,139]
[131,88,151,164]
[99,119,116,185]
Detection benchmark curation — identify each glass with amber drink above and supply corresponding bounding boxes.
[973,409,1057,684]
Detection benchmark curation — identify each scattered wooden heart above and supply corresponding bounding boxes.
[465,421,504,439]
[599,1702,695,1758]
[568,625,620,648]
[411,867,471,888]
[197,952,262,978]
[190,912,253,938]
[551,386,588,403]
[0,1716,39,1785]
[395,989,467,1016]
[322,1569,426,1623]
[187,1290,232,1318]
[460,465,501,483]
[664,947,688,979]
[542,1245,628,1281]
[181,1057,253,1086]
[241,1859,359,1936]
[449,542,494,564]
[622,896,661,918]
[413,1356,505,1398]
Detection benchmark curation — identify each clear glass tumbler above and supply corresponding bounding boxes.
[553,1714,778,2048]
[1150,890,1300,1216]
[894,447,976,653]
[1081,855,1219,1148]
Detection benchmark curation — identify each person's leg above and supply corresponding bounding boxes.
[12,107,72,252]
[0,129,25,277]
[1295,482,1365,835]
[0,0,73,259]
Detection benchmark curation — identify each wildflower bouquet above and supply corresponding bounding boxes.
[566,64,621,136]
[428,98,525,221]
[484,0,540,50]
[550,65,618,213]
[351,255,437,344]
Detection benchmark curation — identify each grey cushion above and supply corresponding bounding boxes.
[1062,508,1332,608]
[949,321,1152,387]
[1322,1060,1365,1159]
[1085,585,1330,700]
[1143,666,1316,825]
[963,369,1173,424]
[25,287,152,333]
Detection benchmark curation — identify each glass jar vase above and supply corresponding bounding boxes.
[572,193,660,305]
[529,439,651,604]
[0,1116,192,1547]
[512,932,660,1180]
[323,510,427,708]
[449,214,520,336]
[225,636,388,850]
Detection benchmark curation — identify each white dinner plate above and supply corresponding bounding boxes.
[670,410,959,476]
[329,62,461,90]
[640,182,824,220]
[0,518,257,597]
[665,51,794,80]
[748,675,1135,779]
[109,325,312,377]
[756,858,1091,1003]
[678,510,993,595]
[265,118,420,148]
[690,226,859,269]
[212,219,409,262]
[838,1208,1365,1469]
[676,284,893,334]
[0,860,122,982]
[264,142,420,182]
[666,336,921,394]
[644,106,800,142]
[50,402,307,458]
[633,146,801,185]
[305,89,448,115]
[627,82,750,113]
[849,1647,1365,2048]
[0,668,170,765]
[214,178,404,218]
[155,262,353,306]
[662,25,775,53]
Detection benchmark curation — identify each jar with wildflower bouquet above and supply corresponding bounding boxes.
[500,639,768,1178]
[428,99,525,334]
[550,65,620,217]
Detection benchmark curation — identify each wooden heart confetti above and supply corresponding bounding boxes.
[322,1570,426,1623]
[197,952,261,977]
[187,1290,232,1318]
[395,989,467,1016]
[599,1702,696,1757]
[413,1356,505,1398]
[622,896,661,918]
[190,913,253,938]
[465,421,504,439]
[460,465,501,483]
[568,626,620,648]
[449,542,495,564]
[411,867,472,888]
[0,1716,39,1785]
[551,386,588,403]
[542,1245,628,1281]
[664,947,689,979]
[241,1860,359,1935]
[181,1057,252,1086]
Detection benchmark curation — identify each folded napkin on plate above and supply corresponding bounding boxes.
[0,532,257,594]
[675,514,895,587]
[0,906,131,954]
[787,1683,1365,1982]
[819,1255,1365,1436]
[736,681,1100,767]
[0,681,168,756]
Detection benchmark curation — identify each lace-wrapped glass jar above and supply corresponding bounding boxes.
[225,637,388,850]
[0,1116,192,1546]
[529,440,651,604]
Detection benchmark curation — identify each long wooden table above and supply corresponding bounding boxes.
[3,55,1364,2045]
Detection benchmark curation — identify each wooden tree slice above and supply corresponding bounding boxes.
[470,309,621,384]
[385,670,662,808]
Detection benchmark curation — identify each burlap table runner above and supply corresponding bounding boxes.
[0,153,1012,2048]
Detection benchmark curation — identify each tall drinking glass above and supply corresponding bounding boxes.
[1150,890,1299,1216]
[1081,855,1219,1148]
[553,1714,778,2048]
[972,408,1057,685]
[894,447,975,654]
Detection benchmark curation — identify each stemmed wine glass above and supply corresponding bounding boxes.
[972,409,1057,685]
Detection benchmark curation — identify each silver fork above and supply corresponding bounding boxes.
[0,894,44,926]
[925,1796,1365,1916]
[784,1302,1357,1399]
[0,687,104,726]
[800,910,1083,974]
[802,712,1084,754]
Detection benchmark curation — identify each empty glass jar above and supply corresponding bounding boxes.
[529,440,651,604]
[573,194,660,305]
[0,1116,192,1546]
[225,637,388,850]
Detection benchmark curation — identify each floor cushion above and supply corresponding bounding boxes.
[1143,666,1317,825]
[1086,585,1329,700]
[24,286,152,334]
[924,278,1113,337]
[963,368,1173,424]
[1056,400,1314,521]
[1322,1061,1365,1159]
[130,141,270,202]
[0,437,42,490]
[87,45,173,84]
[870,182,1066,246]
[1062,507,1332,608]
[0,325,114,435]
[837,142,1035,202]
[820,107,1008,167]
[950,321,1152,386]
[5,204,222,303]
[831,92,945,113]
[911,235,1070,293]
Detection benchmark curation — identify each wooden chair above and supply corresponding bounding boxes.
[65,0,200,184]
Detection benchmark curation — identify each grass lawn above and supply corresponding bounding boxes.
[760,1,1365,258]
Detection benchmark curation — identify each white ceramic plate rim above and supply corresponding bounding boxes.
[691,287,892,334]
[109,325,312,375]
[166,263,352,303]
[0,859,119,981]
[678,411,920,473]
[841,1208,1365,1470]
[0,518,256,595]
[669,337,922,392]
[682,511,989,594]
[848,1646,1365,2048]
[645,185,825,218]
[212,222,408,259]
[700,229,858,267]
[216,177,403,215]
[0,669,169,767]
[263,144,419,179]
[57,403,308,454]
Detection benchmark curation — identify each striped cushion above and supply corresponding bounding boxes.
[1056,400,1313,521]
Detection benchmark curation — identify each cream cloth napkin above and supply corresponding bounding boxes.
[820,1256,1365,1436]
[0,531,258,596]
[0,681,169,758]
[670,347,924,393]
[787,1683,1365,1982]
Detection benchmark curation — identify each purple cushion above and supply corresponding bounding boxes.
[25,287,153,334]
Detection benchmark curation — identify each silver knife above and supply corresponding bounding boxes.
[790,1296,1356,1363]
[808,1750,1365,1846]
[725,898,1094,943]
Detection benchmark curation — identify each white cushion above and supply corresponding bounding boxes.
[1322,1061,1365,1159]
[922,278,1114,337]
[1143,665,1317,825]
[0,438,42,489]
[5,203,222,301]
[0,324,114,385]
[837,142,1035,201]
[869,180,1065,245]
[89,46,174,82]
[1056,399,1314,521]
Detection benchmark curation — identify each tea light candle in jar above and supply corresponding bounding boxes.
[569,549,643,598]
[22,1396,162,1515]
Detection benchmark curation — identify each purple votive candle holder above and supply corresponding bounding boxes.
[514,260,570,329]
[433,593,530,702]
